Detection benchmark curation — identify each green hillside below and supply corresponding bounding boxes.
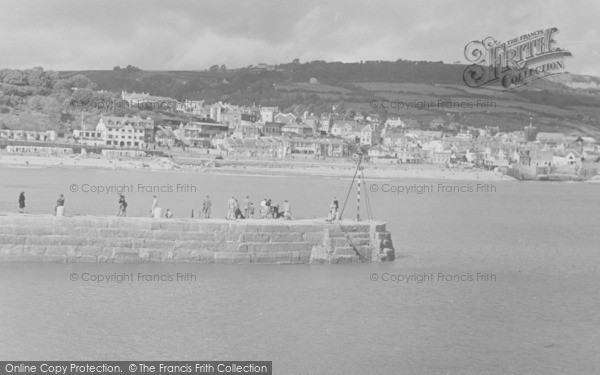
[2,61,600,137]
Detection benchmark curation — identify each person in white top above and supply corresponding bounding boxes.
[151,195,157,217]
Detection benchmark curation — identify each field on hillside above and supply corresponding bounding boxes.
[355,82,464,96]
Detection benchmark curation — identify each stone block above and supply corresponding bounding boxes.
[245,242,314,253]
[0,234,27,246]
[106,217,127,229]
[249,252,270,263]
[326,229,346,238]
[298,251,312,263]
[150,220,197,231]
[66,254,98,263]
[269,232,303,243]
[60,236,99,247]
[292,224,323,233]
[338,224,370,233]
[259,224,290,233]
[331,238,350,247]
[180,232,215,242]
[153,230,184,241]
[336,255,360,264]
[174,248,215,262]
[45,245,70,255]
[215,252,250,264]
[78,246,112,258]
[27,227,54,236]
[198,222,229,232]
[334,246,356,256]
[238,232,271,243]
[113,248,143,262]
[217,241,239,253]
[302,232,324,244]
[41,254,68,263]
[376,231,392,240]
[106,238,135,249]
[372,222,386,232]
[0,244,24,255]
[268,252,294,263]
[22,245,48,255]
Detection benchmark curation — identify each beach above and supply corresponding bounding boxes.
[0,153,514,181]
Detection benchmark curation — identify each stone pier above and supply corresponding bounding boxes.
[0,214,395,264]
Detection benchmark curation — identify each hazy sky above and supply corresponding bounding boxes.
[1,0,599,76]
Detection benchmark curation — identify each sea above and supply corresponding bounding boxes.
[1,166,599,374]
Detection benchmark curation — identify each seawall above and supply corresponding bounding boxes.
[0,214,395,264]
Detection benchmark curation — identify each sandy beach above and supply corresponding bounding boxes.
[0,153,515,181]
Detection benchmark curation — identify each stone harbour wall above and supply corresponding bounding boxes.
[0,214,395,264]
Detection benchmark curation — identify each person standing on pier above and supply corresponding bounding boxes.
[243,196,250,219]
[234,198,243,219]
[18,192,25,213]
[227,196,236,220]
[55,194,65,216]
[202,195,212,218]
[329,197,339,222]
[118,194,127,217]
[249,203,255,219]
[260,198,267,219]
[150,195,157,217]
[282,200,292,220]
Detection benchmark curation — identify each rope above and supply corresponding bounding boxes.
[334,220,368,262]
[339,158,361,220]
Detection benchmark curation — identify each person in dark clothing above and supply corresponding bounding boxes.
[18,192,25,213]
[55,194,65,215]
[118,194,127,217]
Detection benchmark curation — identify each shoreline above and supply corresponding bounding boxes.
[0,153,515,181]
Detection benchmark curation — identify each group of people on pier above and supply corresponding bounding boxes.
[15,193,342,222]
[225,196,292,220]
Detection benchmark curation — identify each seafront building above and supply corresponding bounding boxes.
[73,115,154,149]
[2,89,598,170]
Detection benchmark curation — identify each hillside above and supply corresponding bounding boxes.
[2,61,600,138]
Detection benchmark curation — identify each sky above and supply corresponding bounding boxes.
[1,0,599,76]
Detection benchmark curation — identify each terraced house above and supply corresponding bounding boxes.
[96,115,154,149]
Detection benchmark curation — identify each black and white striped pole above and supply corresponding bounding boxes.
[356,155,362,221]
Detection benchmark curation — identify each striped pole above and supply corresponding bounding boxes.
[356,166,361,221]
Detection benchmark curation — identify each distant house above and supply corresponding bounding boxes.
[382,133,405,148]
[319,113,333,133]
[281,136,349,157]
[553,150,582,166]
[177,121,229,146]
[274,112,297,125]
[536,132,565,145]
[430,151,452,164]
[330,120,356,138]
[262,122,286,137]
[304,114,320,131]
[359,124,380,146]
[73,129,104,147]
[96,115,154,149]
[491,148,510,167]
[281,123,313,136]
[530,149,554,166]
[259,107,278,123]
[385,116,406,128]
[222,137,280,158]
[121,91,175,110]
[368,145,395,158]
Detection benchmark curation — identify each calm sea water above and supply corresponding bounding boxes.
[1,167,600,374]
